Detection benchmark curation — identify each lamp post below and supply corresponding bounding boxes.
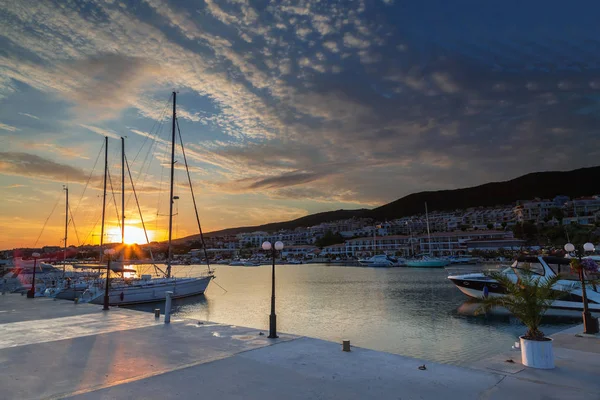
[262,240,284,339]
[564,242,599,334]
[27,252,40,298]
[103,248,115,311]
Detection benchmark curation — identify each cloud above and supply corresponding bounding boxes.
[0,122,19,132]
[343,33,370,49]
[80,124,121,140]
[18,112,39,120]
[0,152,90,183]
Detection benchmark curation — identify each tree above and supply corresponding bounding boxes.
[475,269,566,340]
[315,230,345,248]
[486,223,494,230]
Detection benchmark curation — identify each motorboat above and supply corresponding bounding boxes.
[359,254,401,267]
[229,260,246,266]
[405,256,449,268]
[448,256,600,311]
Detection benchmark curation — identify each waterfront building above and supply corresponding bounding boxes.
[281,245,319,259]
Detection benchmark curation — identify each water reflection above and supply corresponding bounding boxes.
[128,264,579,365]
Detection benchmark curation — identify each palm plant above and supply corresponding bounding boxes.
[475,268,565,340]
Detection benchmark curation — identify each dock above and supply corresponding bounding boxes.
[1,294,598,399]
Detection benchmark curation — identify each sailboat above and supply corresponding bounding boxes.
[405,203,449,268]
[82,93,213,305]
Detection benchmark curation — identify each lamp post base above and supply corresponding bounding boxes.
[583,311,599,334]
[268,314,278,338]
[103,295,110,311]
[26,290,34,298]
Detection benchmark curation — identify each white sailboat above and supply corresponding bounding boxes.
[405,203,449,268]
[83,93,213,305]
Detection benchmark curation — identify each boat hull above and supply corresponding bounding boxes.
[405,260,449,268]
[88,276,213,306]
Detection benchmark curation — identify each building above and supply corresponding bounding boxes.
[281,245,319,259]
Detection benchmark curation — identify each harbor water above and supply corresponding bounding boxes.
[131,263,579,366]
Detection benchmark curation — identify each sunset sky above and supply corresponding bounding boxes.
[1,0,600,249]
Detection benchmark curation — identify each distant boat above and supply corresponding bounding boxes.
[405,256,449,268]
[359,254,401,267]
[405,203,449,268]
[229,260,246,266]
[243,261,261,267]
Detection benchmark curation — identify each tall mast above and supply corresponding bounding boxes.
[167,92,176,278]
[425,202,432,257]
[99,136,108,262]
[121,137,126,272]
[121,137,125,248]
[63,185,68,272]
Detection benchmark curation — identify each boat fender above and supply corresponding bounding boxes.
[120,292,124,301]
[483,285,489,298]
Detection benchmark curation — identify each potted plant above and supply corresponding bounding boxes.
[476,267,565,369]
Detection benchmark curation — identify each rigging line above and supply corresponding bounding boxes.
[33,191,62,247]
[130,95,172,165]
[129,95,171,196]
[124,153,165,277]
[68,204,81,246]
[73,141,104,215]
[176,117,212,273]
[107,166,122,235]
[155,116,172,236]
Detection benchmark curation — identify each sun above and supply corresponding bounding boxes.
[108,226,153,245]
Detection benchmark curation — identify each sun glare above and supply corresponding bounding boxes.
[108,226,153,245]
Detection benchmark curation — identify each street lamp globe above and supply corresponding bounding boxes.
[274,241,284,251]
[564,243,575,253]
[583,242,595,252]
[262,241,272,251]
[32,252,40,258]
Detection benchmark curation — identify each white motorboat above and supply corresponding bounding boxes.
[359,254,401,267]
[448,255,600,311]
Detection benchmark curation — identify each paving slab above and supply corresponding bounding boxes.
[68,338,505,400]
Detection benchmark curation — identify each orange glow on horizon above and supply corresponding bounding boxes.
[108,226,155,245]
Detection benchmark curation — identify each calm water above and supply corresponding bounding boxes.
[131,264,579,365]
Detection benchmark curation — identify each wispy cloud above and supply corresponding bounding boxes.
[18,112,39,120]
[0,122,19,132]
[80,124,121,140]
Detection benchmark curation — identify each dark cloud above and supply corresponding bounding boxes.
[0,152,90,182]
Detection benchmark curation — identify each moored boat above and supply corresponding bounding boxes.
[448,256,600,311]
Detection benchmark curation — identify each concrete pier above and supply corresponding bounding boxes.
[1,294,598,399]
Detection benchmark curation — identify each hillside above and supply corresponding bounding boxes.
[181,165,600,241]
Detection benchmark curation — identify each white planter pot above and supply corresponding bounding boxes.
[520,336,554,369]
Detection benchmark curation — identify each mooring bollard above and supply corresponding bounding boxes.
[154,308,160,319]
[342,340,351,352]
[164,291,173,324]
[74,297,79,305]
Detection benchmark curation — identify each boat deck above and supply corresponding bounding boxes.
[1,293,599,399]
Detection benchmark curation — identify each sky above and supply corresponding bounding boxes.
[1,0,600,249]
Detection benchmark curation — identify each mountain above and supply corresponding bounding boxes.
[181,165,600,241]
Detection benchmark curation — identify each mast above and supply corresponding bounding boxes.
[121,137,125,248]
[63,185,68,273]
[99,136,108,262]
[425,202,432,257]
[167,92,176,278]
